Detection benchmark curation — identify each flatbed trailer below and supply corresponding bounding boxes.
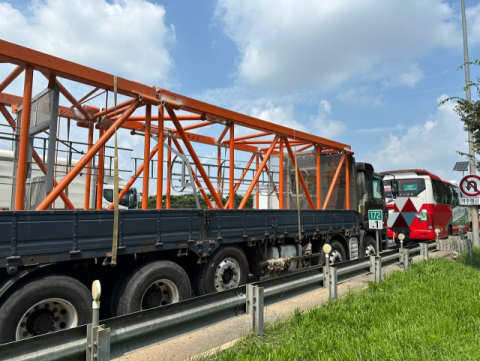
[0,40,387,344]
[0,209,358,270]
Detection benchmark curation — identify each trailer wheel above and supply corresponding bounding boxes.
[0,275,92,344]
[364,236,377,257]
[194,246,248,295]
[320,240,346,265]
[115,260,191,316]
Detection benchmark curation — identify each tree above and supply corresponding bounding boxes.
[148,193,254,209]
[440,60,480,170]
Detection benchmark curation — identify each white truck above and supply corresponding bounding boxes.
[0,149,137,210]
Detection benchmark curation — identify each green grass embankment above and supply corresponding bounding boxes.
[204,249,480,361]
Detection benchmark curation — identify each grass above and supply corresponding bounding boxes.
[202,249,480,361]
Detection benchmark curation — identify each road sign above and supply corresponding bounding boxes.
[459,175,480,197]
[460,197,480,205]
[368,210,383,229]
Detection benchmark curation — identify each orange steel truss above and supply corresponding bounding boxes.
[0,40,353,212]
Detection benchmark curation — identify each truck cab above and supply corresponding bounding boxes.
[355,162,388,251]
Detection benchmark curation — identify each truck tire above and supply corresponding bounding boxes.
[364,236,377,257]
[320,240,346,265]
[115,260,191,316]
[0,275,92,344]
[194,246,248,295]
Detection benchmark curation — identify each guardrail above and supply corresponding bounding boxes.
[1,241,438,361]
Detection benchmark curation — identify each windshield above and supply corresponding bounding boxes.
[384,178,426,198]
[103,188,132,207]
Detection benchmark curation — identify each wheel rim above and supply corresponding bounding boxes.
[141,279,179,310]
[329,250,343,265]
[16,299,78,340]
[365,244,376,257]
[214,258,241,291]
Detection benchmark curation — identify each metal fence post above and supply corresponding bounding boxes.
[369,255,381,283]
[402,248,410,271]
[87,281,110,361]
[419,242,429,260]
[329,267,338,300]
[246,284,264,337]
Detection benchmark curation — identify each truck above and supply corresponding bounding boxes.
[0,40,387,344]
[0,149,137,210]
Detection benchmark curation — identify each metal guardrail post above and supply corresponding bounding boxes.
[87,281,110,361]
[419,242,429,260]
[402,248,410,271]
[435,229,440,250]
[370,255,381,283]
[323,244,331,286]
[329,267,338,300]
[246,284,264,337]
[468,236,474,262]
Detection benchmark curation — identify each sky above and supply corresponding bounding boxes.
[1,0,480,196]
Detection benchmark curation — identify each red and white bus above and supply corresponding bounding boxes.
[380,169,470,242]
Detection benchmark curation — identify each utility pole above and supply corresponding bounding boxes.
[461,0,480,247]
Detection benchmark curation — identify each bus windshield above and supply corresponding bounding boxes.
[385,178,425,198]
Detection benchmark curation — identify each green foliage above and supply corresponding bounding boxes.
[202,258,480,360]
[440,60,480,170]
[457,246,480,270]
[147,193,253,209]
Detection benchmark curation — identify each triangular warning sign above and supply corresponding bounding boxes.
[401,198,417,213]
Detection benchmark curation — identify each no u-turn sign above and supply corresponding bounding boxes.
[460,175,480,197]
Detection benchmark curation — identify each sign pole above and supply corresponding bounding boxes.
[461,0,480,247]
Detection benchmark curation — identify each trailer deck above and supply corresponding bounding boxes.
[0,209,358,269]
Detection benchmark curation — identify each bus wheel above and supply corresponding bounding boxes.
[194,246,248,295]
[115,260,191,316]
[0,275,92,344]
[321,240,346,265]
[364,236,377,257]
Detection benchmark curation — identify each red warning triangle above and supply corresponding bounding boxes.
[401,198,417,213]
[392,214,409,229]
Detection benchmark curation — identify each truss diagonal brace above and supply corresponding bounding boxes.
[283,137,315,210]
[238,136,279,209]
[36,99,141,210]
[166,107,224,209]
[0,104,75,210]
[322,153,346,210]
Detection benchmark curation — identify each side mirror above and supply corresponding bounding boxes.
[391,180,398,199]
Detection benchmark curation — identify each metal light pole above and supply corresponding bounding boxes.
[461,0,480,247]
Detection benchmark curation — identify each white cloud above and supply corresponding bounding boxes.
[0,0,175,86]
[382,63,424,88]
[250,102,305,132]
[337,87,383,107]
[356,125,404,134]
[215,0,463,90]
[310,100,347,139]
[363,94,468,180]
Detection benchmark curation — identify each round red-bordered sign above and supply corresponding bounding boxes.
[460,174,480,197]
